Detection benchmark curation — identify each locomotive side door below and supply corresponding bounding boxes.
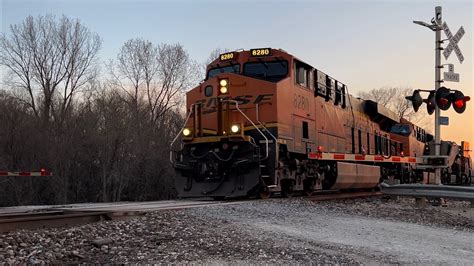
[292,86,316,155]
[289,60,317,155]
[291,63,316,155]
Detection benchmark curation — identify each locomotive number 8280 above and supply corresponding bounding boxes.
[171,47,472,199]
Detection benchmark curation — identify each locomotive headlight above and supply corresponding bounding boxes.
[219,79,229,94]
[219,79,228,87]
[231,124,240,134]
[182,128,191,136]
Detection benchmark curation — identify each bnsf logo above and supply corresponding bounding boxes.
[194,94,273,108]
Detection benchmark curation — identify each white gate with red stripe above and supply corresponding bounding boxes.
[0,170,52,177]
[308,152,421,164]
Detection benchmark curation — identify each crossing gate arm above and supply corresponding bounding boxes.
[308,152,421,164]
[0,170,53,177]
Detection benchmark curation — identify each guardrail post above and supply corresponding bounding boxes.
[415,197,427,208]
[383,178,400,201]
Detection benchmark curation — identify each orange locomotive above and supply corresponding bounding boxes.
[170,48,471,199]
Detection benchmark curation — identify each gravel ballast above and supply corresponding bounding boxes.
[0,197,473,264]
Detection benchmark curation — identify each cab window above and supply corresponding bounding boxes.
[243,60,288,82]
[315,70,327,97]
[295,61,311,88]
[207,64,240,79]
[390,124,412,137]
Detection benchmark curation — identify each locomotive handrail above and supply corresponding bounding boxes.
[255,103,277,142]
[227,100,269,160]
[256,103,278,185]
[169,103,197,164]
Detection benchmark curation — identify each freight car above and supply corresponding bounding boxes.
[170,48,472,199]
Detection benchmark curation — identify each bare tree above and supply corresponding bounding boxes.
[154,43,199,125]
[0,16,195,206]
[204,47,232,65]
[202,47,233,76]
[109,38,152,114]
[96,39,199,202]
[359,87,429,126]
[0,15,102,124]
[110,39,199,127]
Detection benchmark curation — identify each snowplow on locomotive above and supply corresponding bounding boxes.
[170,48,472,199]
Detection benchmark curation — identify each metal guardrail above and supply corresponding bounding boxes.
[380,183,474,201]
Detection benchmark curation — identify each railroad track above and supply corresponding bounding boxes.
[0,210,110,233]
[0,191,381,233]
[306,191,382,202]
[0,200,248,233]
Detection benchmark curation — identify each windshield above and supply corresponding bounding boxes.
[207,64,240,79]
[390,124,411,136]
[243,60,288,82]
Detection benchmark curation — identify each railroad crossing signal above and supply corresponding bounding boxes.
[406,87,471,114]
[413,6,468,186]
[435,87,451,110]
[434,87,470,114]
[405,90,423,112]
[424,91,436,115]
[452,90,470,114]
[442,22,464,63]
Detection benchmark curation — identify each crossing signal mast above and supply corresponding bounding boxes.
[408,6,470,185]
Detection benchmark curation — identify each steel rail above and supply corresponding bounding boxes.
[306,191,382,201]
[0,200,249,233]
[0,211,111,233]
[0,190,397,233]
[0,210,64,219]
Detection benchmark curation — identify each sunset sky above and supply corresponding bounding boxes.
[1,0,473,146]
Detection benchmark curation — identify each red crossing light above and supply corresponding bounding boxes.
[435,87,452,110]
[424,91,436,115]
[454,99,464,108]
[452,90,470,114]
[438,98,449,106]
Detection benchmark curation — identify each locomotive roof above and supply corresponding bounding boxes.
[207,48,348,86]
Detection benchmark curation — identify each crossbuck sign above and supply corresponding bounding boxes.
[442,22,465,63]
